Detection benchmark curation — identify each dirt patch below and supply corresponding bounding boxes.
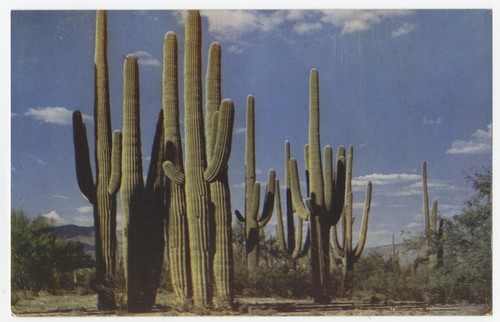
[11,293,492,317]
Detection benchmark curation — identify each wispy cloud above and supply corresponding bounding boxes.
[423,117,443,125]
[320,10,414,35]
[392,22,418,38]
[173,10,415,53]
[29,154,48,166]
[235,127,247,135]
[51,195,68,199]
[446,123,492,155]
[77,206,93,214]
[42,210,65,224]
[24,107,91,125]
[353,173,421,186]
[133,50,161,67]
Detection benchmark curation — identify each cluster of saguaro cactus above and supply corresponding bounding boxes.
[275,141,310,260]
[72,10,120,310]
[234,96,276,269]
[332,146,372,297]
[162,10,235,308]
[422,161,444,269]
[287,69,348,304]
[120,55,167,312]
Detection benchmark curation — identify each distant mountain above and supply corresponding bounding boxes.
[53,224,96,256]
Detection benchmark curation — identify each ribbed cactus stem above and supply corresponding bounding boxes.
[333,146,372,297]
[163,31,191,303]
[422,161,431,243]
[72,10,118,310]
[121,55,145,311]
[235,95,275,269]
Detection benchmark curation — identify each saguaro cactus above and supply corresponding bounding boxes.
[72,10,120,310]
[275,141,309,260]
[120,55,166,312]
[163,32,191,304]
[234,95,275,269]
[287,69,347,303]
[162,10,235,307]
[205,42,235,307]
[332,146,372,297]
[422,161,444,269]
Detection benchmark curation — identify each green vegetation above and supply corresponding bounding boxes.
[11,210,94,302]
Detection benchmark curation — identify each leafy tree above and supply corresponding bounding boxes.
[441,169,492,304]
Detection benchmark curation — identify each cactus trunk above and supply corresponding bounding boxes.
[72,10,120,310]
[234,95,275,269]
[333,146,372,297]
[163,31,191,304]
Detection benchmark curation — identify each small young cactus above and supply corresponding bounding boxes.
[332,146,372,297]
[275,141,310,260]
[234,95,275,269]
[422,161,444,269]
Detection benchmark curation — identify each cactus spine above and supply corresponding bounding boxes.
[235,95,275,268]
[287,69,347,303]
[333,146,372,297]
[162,11,235,307]
[120,55,166,312]
[275,141,310,259]
[422,161,444,269]
[72,10,120,310]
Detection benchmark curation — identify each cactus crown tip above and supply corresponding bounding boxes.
[125,54,138,60]
[165,31,176,39]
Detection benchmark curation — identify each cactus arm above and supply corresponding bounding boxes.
[145,110,165,194]
[72,111,97,204]
[332,225,345,258]
[288,158,310,221]
[204,100,234,183]
[431,200,438,234]
[163,160,186,185]
[353,181,372,260]
[323,145,333,214]
[331,145,346,223]
[107,130,122,195]
[304,144,310,195]
[275,178,288,252]
[250,181,261,220]
[205,42,221,160]
[296,225,311,259]
[422,161,431,239]
[257,169,275,227]
[234,210,245,223]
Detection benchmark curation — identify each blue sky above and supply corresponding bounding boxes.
[10,9,492,247]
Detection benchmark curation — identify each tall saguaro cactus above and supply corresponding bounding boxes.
[163,32,191,304]
[205,42,235,307]
[235,95,275,269]
[287,69,347,303]
[422,161,444,269]
[72,10,121,310]
[332,146,372,297]
[162,11,235,307]
[120,55,166,312]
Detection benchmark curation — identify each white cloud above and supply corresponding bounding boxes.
[293,22,322,35]
[423,117,443,125]
[77,206,93,214]
[24,107,91,125]
[51,195,68,199]
[320,10,414,35]
[392,22,418,38]
[353,173,421,186]
[42,210,65,224]
[235,127,247,135]
[71,214,94,227]
[446,123,492,155]
[133,50,161,67]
